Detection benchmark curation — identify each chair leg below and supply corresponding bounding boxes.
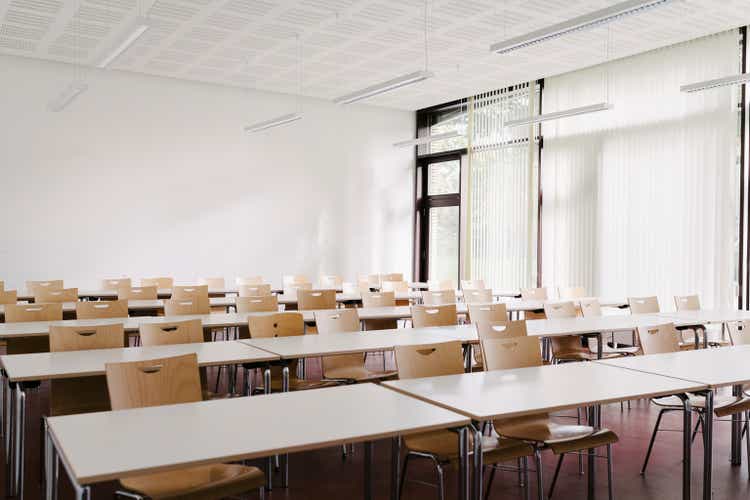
[258,485,265,500]
[486,465,497,497]
[641,409,667,475]
[436,463,445,500]
[607,443,614,500]
[518,457,525,486]
[548,453,565,499]
[534,448,547,500]
[745,412,750,479]
[691,414,704,444]
[577,409,583,475]
[398,454,411,499]
[523,456,531,500]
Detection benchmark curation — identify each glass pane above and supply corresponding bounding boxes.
[428,206,459,285]
[427,160,460,195]
[430,108,468,154]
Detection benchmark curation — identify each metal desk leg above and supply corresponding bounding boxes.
[281,365,290,488]
[364,441,373,500]
[263,368,273,491]
[677,394,692,500]
[44,418,59,500]
[587,406,598,500]
[5,380,13,497]
[731,384,742,466]
[391,436,401,500]
[5,373,11,462]
[702,327,708,349]
[10,383,27,499]
[0,369,4,443]
[597,332,603,359]
[473,427,483,500]
[458,426,470,500]
[464,344,473,372]
[702,391,714,500]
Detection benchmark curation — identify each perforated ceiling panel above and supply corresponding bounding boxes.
[0,0,748,110]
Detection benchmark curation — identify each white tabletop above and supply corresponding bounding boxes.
[48,383,470,484]
[382,362,707,420]
[655,309,750,325]
[524,313,685,336]
[597,345,750,389]
[0,341,278,382]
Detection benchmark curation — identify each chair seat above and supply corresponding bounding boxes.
[120,463,264,500]
[404,430,533,464]
[652,393,741,414]
[495,415,618,454]
[323,366,398,382]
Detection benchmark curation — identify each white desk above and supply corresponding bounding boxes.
[45,383,471,500]
[383,362,706,500]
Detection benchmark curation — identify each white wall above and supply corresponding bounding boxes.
[0,55,415,290]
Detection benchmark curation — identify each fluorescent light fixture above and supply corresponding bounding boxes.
[244,113,302,133]
[96,17,150,68]
[48,81,88,112]
[333,70,434,105]
[394,131,462,148]
[505,102,612,128]
[680,72,750,93]
[490,0,674,54]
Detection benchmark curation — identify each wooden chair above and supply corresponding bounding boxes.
[461,279,486,290]
[482,336,619,499]
[427,280,455,291]
[394,341,534,500]
[297,289,336,310]
[236,276,264,286]
[727,321,750,346]
[558,286,586,299]
[380,273,403,283]
[117,286,158,301]
[236,295,278,313]
[0,289,18,304]
[319,275,343,289]
[239,284,272,297]
[101,278,131,291]
[520,287,548,300]
[411,304,457,328]
[35,287,78,303]
[382,280,409,293]
[200,277,225,289]
[76,300,129,319]
[25,280,64,295]
[5,303,63,354]
[475,320,528,371]
[48,323,125,416]
[314,309,397,382]
[467,303,508,324]
[283,282,312,298]
[105,353,265,499]
[139,319,204,346]
[283,274,309,287]
[674,294,723,347]
[543,301,612,362]
[579,298,602,317]
[171,285,210,312]
[140,277,174,289]
[462,289,493,304]
[421,290,456,306]
[164,298,210,316]
[579,298,639,356]
[360,291,398,330]
[628,296,659,314]
[674,294,700,311]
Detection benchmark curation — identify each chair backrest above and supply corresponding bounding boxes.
[422,290,456,306]
[283,274,310,286]
[411,304,457,328]
[461,279,486,290]
[727,321,750,346]
[636,323,680,354]
[361,291,396,308]
[35,287,78,303]
[283,282,313,297]
[200,277,225,289]
[364,274,381,288]
[171,285,209,300]
[163,298,210,316]
[0,289,18,304]
[106,353,203,410]
[297,289,337,310]
[481,336,543,371]
[520,287,548,300]
[427,280,456,291]
[100,278,131,291]
[674,294,700,311]
[0,280,3,290]
[462,289,493,304]
[248,312,305,338]
[382,280,409,292]
[76,300,129,320]
[558,286,586,299]
[26,280,64,295]
[315,308,360,334]
[236,276,264,286]
[394,341,465,379]
[5,302,63,322]
[629,296,660,314]
[476,320,527,342]
[139,319,204,346]
[319,275,343,289]
[239,284,272,297]
[579,298,602,317]
[49,323,125,352]
[117,286,158,301]
[380,273,403,283]
[467,303,508,324]
[543,301,578,319]
[141,277,174,289]
[236,295,279,313]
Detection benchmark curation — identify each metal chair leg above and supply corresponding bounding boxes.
[745,413,750,479]
[486,465,497,497]
[436,463,445,500]
[534,448,546,500]
[641,408,667,475]
[548,453,565,498]
[691,413,704,444]
[398,453,411,499]
[523,456,531,500]
[577,408,583,475]
[258,486,265,500]
[607,443,614,500]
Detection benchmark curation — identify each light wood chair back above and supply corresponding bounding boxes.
[727,321,750,346]
[674,294,700,311]
[543,301,588,358]
[236,276,264,286]
[0,289,18,304]
[427,280,456,291]
[5,302,63,323]
[26,280,64,295]
[50,323,125,352]
[520,287,548,300]
[171,285,209,300]
[139,319,204,346]
[481,336,543,371]
[382,280,409,292]
[364,274,381,288]
[461,279,486,290]
[283,282,313,298]
[35,287,78,303]
[283,274,310,286]
[101,278,131,291]
[636,323,680,354]
[361,291,395,308]
[76,300,129,319]
[118,286,158,300]
[342,282,365,294]
[106,353,202,410]
[315,308,360,333]
[411,304,457,328]
[200,277,225,289]
[236,295,279,313]
[462,289,493,304]
[579,298,602,317]
[297,289,337,310]
[319,275,343,289]
[141,277,174,289]
[558,286,586,299]
[543,301,578,319]
[467,303,508,324]
[422,290,456,306]
[248,312,304,338]
[476,320,527,342]
[239,284,272,297]
[164,298,210,316]
[380,273,403,283]
[0,280,3,290]
[394,341,464,380]
[628,296,660,314]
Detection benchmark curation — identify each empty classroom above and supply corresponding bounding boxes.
[3,1,750,499]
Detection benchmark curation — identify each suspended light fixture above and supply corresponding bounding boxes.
[48,81,89,112]
[505,103,612,128]
[490,0,675,54]
[393,130,462,148]
[96,17,150,68]
[680,72,750,93]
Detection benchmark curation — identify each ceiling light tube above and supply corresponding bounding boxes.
[48,81,89,112]
[680,72,750,93]
[96,17,151,68]
[333,70,434,105]
[394,131,462,148]
[244,113,303,133]
[505,102,612,128]
[490,0,675,54]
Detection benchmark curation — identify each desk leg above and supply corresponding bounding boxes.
[10,383,26,499]
[281,365,290,488]
[702,391,714,500]
[391,436,401,500]
[458,427,470,500]
[731,385,742,466]
[264,368,273,491]
[464,344,473,372]
[5,381,13,497]
[587,406,597,500]
[677,394,692,500]
[364,441,373,500]
[44,418,58,500]
[473,427,483,500]
[702,327,708,350]
[597,333,603,359]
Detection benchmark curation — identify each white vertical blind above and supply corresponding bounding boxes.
[541,30,740,308]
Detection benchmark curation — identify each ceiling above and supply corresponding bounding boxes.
[1,0,749,110]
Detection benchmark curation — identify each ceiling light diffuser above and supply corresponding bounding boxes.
[244,113,303,133]
[505,103,612,128]
[333,70,434,105]
[48,81,89,112]
[680,73,750,93]
[96,17,151,68]
[394,131,462,148]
